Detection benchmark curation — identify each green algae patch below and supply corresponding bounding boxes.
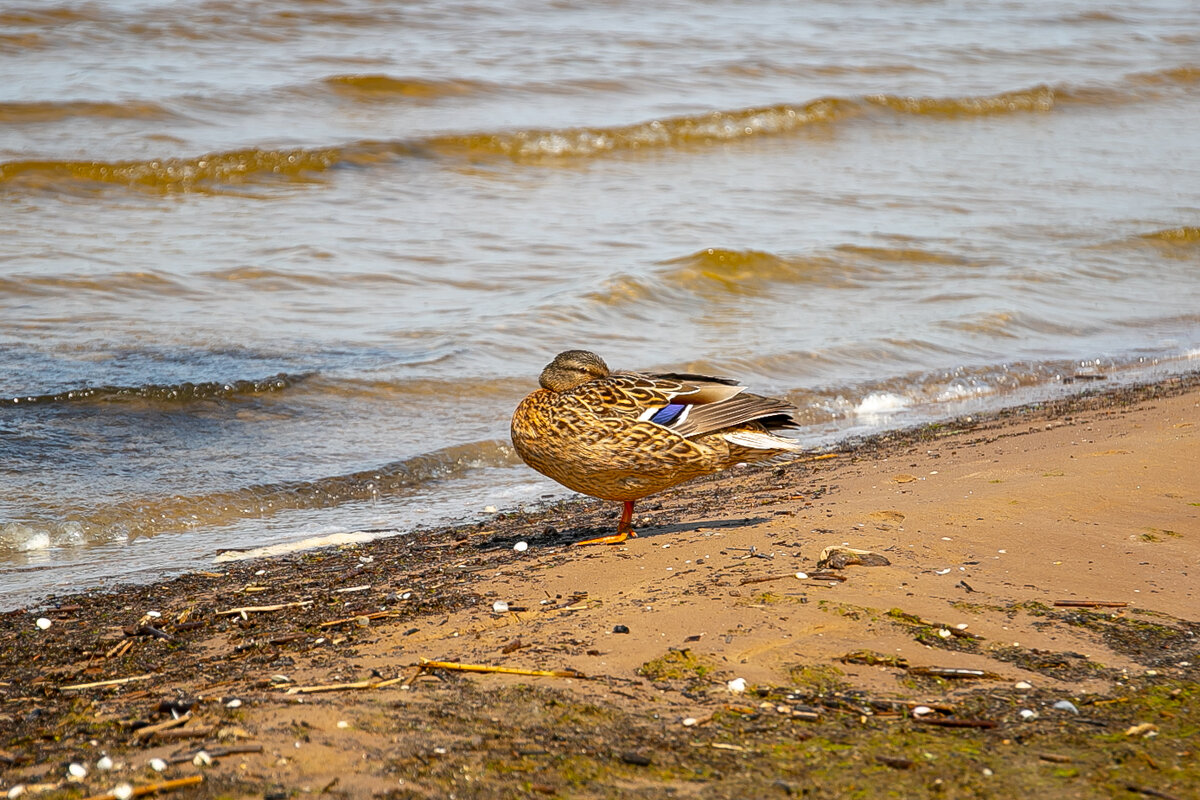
[638,648,718,683]
[787,663,849,694]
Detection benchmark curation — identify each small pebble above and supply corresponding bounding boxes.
[7,786,25,799]
[795,572,808,580]
[337,720,350,729]
[1019,709,1038,720]
[225,698,243,708]
[955,623,969,630]
[513,541,529,552]
[149,758,167,772]
[145,610,161,618]
[1014,681,1033,690]
[67,763,87,779]
[612,624,630,634]
[1052,700,1079,714]
[912,706,933,716]
[35,618,52,631]
[982,768,994,777]
[192,751,212,767]
[96,755,114,771]
[492,601,509,613]
[112,785,134,800]
[682,717,698,726]
[937,629,952,639]
[727,677,747,694]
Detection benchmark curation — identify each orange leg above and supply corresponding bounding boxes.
[573,500,638,546]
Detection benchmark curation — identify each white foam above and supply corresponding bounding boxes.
[212,529,401,563]
[935,383,989,403]
[1,524,51,552]
[854,392,909,415]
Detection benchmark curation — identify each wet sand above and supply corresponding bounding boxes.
[2,374,1198,799]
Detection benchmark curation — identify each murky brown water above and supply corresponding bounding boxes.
[2,0,1199,606]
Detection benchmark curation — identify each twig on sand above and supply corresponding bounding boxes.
[167,744,264,764]
[916,717,998,729]
[1054,600,1128,609]
[738,574,797,586]
[217,601,313,617]
[1125,785,1183,800]
[907,666,1002,680]
[80,775,203,800]
[61,673,154,691]
[133,711,192,740]
[286,679,391,694]
[419,659,587,679]
[318,610,404,628]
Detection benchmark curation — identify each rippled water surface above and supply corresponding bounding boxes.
[3,0,1199,607]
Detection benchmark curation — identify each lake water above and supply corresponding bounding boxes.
[2,0,1199,608]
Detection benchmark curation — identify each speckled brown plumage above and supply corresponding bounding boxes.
[510,350,803,544]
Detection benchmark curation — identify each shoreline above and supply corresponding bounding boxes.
[2,373,1198,798]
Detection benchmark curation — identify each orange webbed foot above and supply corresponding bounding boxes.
[572,528,638,547]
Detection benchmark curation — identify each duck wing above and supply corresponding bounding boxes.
[666,391,798,438]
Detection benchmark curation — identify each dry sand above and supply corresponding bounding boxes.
[2,375,1198,799]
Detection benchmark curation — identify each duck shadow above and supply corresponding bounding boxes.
[634,515,771,538]
[475,516,771,552]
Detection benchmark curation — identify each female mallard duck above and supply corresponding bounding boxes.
[511,350,803,545]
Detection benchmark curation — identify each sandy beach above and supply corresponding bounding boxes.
[2,375,1198,799]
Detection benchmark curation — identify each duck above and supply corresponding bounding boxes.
[510,349,803,545]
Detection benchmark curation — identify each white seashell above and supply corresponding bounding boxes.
[682,717,698,726]
[1052,700,1079,714]
[513,541,529,552]
[8,787,26,799]
[337,720,350,729]
[484,506,497,513]
[727,677,747,694]
[938,629,952,638]
[68,762,87,779]
[795,572,808,580]
[492,600,509,613]
[192,751,212,767]
[1019,709,1038,720]
[96,755,114,770]
[149,758,167,772]
[1014,681,1033,690]
[36,618,52,631]
[912,706,933,716]
[225,698,242,708]
[112,785,134,800]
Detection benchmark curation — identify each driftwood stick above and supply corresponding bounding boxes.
[133,711,192,740]
[167,743,264,764]
[80,775,203,800]
[61,673,154,691]
[217,601,312,616]
[286,679,384,694]
[318,610,403,629]
[419,659,587,679]
[1054,600,1128,608]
